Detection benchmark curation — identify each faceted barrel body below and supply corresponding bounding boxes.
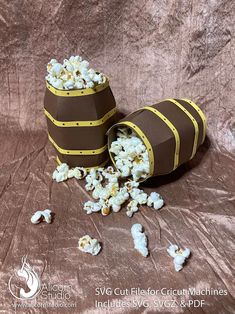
[108,99,206,179]
[44,79,117,169]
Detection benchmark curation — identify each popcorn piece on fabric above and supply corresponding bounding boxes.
[99,199,111,216]
[92,184,104,200]
[124,180,139,193]
[130,188,148,204]
[46,55,106,90]
[83,201,101,214]
[31,209,52,224]
[69,167,87,180]
[167,244,191,272]
[52,163,87,182]
[52,163,69,182]
[78,235,101,255]
[52,161,165,218]
[85,169,103,191]
[102,166,120,183]
[108,187,129,212]
[126,200,139,217]
[147,192,164,210]
[110,127,150,181]
[131,224,149,257]
[92,182,119,200]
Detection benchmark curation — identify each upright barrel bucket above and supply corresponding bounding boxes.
[44,77,117,170]
[107,98,206,180]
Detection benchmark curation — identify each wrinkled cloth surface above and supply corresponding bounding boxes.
[0,0,234,313]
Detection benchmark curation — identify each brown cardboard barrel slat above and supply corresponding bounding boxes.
[46,114,116,150]
[107,98,206,180]
[151,101,195,164]
[176,99,204,145]
[44,84,116,121]
[44,78,117,168]
[57,150,109,168]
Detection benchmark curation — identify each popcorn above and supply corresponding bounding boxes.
[93,73,104,84]
[167,244,191,272]
[99,199,111,216]
[74,79,85,89]
[110,127,150,181]
[147,192,164,210]
[120,165,131,177]
[46,55,106,90]
[124,180,139,192]
[92,184,104,200]
[52,162,165,218]
[85,169,103,191]
[69,167,87,180]
[68,169,74,179]
[78,235,101,255]
[126,200,139,217]
[31,209,52,224]
[63,59,74,72]
[49,77,64,90]
[63,79,74,90]
[86,81,95,89]
[108,187,129,212]
[130,188,148,204]
[101,166,120,183]
[52,163,69,182]
[57,163,69,173]
[131,224,148,257]
[109,142,122,155]
[46,59,57,72]
[52,163,87,182]
[50,62,64,77]
[83,201,101,214]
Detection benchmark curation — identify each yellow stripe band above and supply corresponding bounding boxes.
[116,121,155,177]
[56,156,109,171]
[181,99,206,144]
[44,107,116,127]
[46,78,109,97]
[166,99,199,159]
[48,133,107,155]
[144,106,180,170]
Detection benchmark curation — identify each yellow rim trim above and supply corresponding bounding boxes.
[44,107,116,127]
[56,156,109,171]
[48,133,107,155]
[166,99,199,159]
[181,98,206,144]
[46,78,109,97]
[144,106,180,170]
[116,121,155,177]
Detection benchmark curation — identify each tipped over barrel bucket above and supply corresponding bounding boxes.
[107,98,206,180]
[44,78,117,170]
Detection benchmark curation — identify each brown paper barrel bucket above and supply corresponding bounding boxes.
[44,78,117,170]
[107,98,206,180]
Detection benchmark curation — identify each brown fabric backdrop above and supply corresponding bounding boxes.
[0,0,234,313]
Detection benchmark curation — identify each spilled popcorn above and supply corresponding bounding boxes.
[109,127,150,181]
[131,224,149,257]
[78,235,101,256]
[52,163,164,217]
[31,209,52,224]
[167,244,191,272]
[46,56,106,90]
[52,163,86,182]
[147,192,164,210]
